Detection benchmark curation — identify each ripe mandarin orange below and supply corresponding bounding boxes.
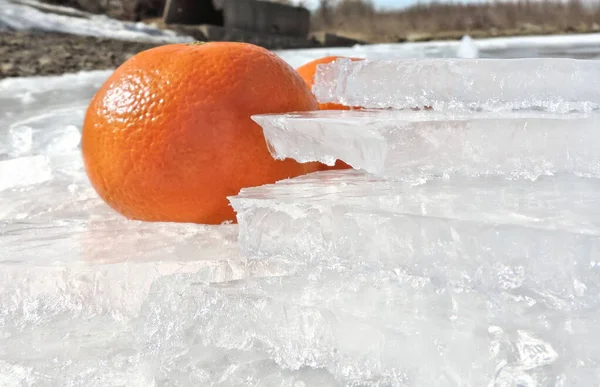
[296,55,363,111]
[82,42,325,225]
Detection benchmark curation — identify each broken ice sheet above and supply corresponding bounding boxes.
[137,266,600,386]
[229,169,600,297]
[312,57,600,112]
[0,191,295,384]
[0,212,297,386]
[253,109,600,181]
[0,72,301,386]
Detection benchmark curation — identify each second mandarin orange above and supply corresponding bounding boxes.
[296,55,363,111]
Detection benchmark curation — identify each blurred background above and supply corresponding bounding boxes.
[2,0,600,77]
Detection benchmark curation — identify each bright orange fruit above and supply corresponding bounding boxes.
[82,42,325,225]
[296,55,363,111]
[297,56,433,112]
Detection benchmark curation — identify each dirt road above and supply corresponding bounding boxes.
[1,31,163,78]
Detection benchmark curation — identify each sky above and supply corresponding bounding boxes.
[296,0,598,9]
[296,0,489,11]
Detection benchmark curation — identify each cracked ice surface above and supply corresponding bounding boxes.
[139,266,600,386]
[312,58,600,113]
[0,72,292,385]
[254,109,600,181]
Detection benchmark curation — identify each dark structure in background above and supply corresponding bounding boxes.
[161,0,224,26]
[163,0,310,38]
[23,0,360,51]
[158,0,361,49]
[222,0,310,37]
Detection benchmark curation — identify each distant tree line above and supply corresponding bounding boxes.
[40,0,600,41]
[312,0,600,42]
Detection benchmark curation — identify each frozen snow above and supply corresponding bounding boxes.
[254,109,600,181]
[456,35,480,58]
[313,57,600,112]
[3,21,600,385]
[0,0,193,43]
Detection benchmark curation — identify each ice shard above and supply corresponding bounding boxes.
[229,169,600,297]
[253,109,600,181]
[312,58,600,113]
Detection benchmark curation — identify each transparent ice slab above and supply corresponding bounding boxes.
[254,110,600,182]
[138,266,600,386]
[229,169,600,297]
[312,58,600,113]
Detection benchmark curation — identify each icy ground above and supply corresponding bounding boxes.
[3,8,600,385]
[0,0,193,43]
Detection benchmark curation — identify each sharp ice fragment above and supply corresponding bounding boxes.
[253,110,600,181]
[312,58,600,113]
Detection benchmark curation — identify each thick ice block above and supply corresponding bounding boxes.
[138,266,600,386]
[312,58,600,113]
[229,169,600,297]
[253,109,600,182]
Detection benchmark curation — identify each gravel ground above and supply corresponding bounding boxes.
[0,31,164,78]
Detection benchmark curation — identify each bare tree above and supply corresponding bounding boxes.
[317,0,332,27]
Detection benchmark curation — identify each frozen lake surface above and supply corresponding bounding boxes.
[2,0,600,385]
